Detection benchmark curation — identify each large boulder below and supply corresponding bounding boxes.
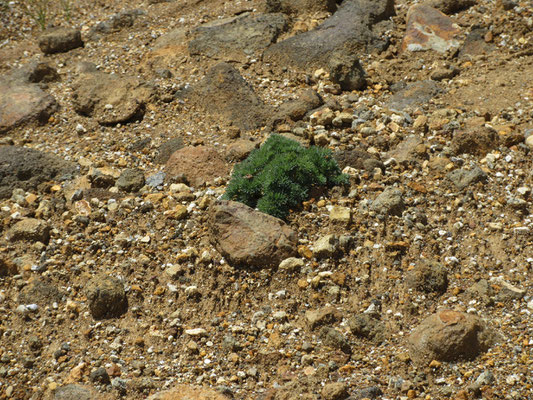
[190,63,272,131]
[189,13,288,62]
[71,72,155,125]
[209,201,297,268]
[408,310,498,365]
[0,78,58,133]
[0,146,77,199]
[263,0,394,72]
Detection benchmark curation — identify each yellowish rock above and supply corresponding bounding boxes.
[329,205,351,224]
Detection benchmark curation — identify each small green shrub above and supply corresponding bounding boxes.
[223,134,348,220]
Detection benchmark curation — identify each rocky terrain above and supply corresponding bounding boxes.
[0,0,532,399]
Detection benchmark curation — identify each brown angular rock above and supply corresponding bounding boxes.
[305,306,342,330]
[147,385,230,399]
[38,27,83,54]
[402,4,461,53]
[408,310,498,365]
[188,13,288,62]
[0,79,58,134]
[71,72,155,125]
[191,63,272,131]
[7,218,51,243]
[275,89,323,123]
[209,200,297,268]
[322,382,349,400]
[165,146,230,187]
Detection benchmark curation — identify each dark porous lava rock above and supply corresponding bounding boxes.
[0,146,77,199]
[86,275,128,319]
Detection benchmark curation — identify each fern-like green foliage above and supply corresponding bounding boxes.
[223,134,349,220]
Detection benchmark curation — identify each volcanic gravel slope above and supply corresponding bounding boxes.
[0,0,532,399]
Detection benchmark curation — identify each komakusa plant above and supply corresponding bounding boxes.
[223,134,348,220]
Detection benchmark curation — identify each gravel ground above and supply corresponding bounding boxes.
[0,0,532,399]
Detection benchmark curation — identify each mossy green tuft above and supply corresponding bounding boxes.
[222,134,348,220]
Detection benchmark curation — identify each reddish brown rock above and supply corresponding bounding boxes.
[209,200,297,268]
[147,384,230,399]
[0,80,58,134]
[226,139,258,161]
[451,128,500,156]
[408,310,498,365]
[402,4,461,53]
[165,146,231,187]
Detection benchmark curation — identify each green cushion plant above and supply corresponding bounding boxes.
[222,134,349,220]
